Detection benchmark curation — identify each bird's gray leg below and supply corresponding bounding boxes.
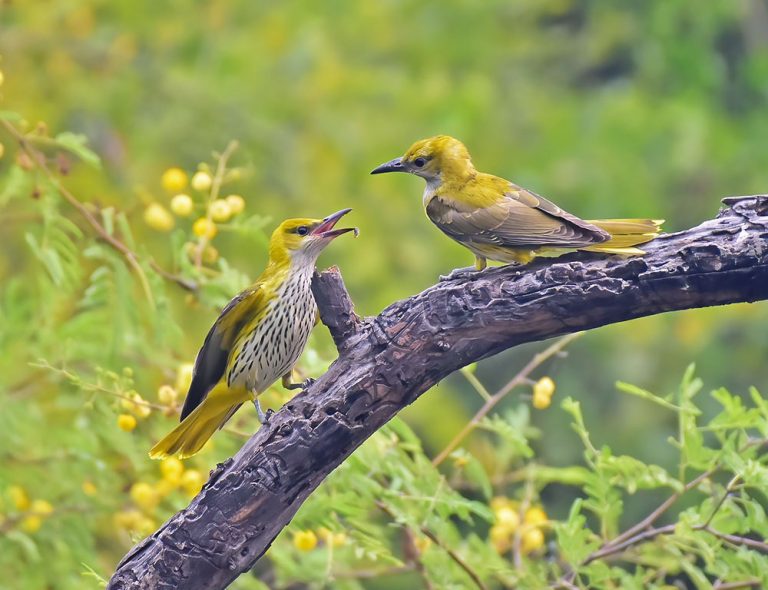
[253,398,273,424]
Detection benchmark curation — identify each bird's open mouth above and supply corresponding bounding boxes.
[312,208,359,238]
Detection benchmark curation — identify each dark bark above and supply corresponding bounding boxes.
[108,196,768,590]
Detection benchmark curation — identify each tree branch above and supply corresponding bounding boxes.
[108,195,768,589]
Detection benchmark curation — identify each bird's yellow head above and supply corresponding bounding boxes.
[268,209,357,267]
[370,135,474,183]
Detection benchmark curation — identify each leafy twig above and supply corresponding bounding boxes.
[432,332,583,466]
[0,119,197,294]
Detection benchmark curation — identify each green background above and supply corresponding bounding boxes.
[1,0,767,587]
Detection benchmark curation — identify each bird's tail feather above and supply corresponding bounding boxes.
[582,218,664,255]
[149,382,247,459]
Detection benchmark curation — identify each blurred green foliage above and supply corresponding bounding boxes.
[1,0,768,588]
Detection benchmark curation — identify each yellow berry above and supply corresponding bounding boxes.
[489,524,512,553]
[117,414,137,432]
[126,391,150,418]
[331,532,347,547]
[191,171,212,192]
[175,363,195,393]
[533,376,556,400]
[532,391,552,410]
[413,536,431,553]
[209,199,232,223]
[161,167,188,193]
[137,516,157,536]
[202,245,219,264]
[170,193,194,217]
[8,486,30,511]
[490,496,513,512]
[521,527,545,554]
[21,515,42,533]
[225,194,245,215]
[143,203,175,232]
[524,506,548,527]
[130,482,158,512]
[155,478,176,498]
[317,527,332,541]
[192,217,217,240]
[82,481,97,496]
[114,509,143,531]
[157,384,178,405]
[180,470,205,497]
[31,499,54,516]
[317,527,345,546]
[495,507,520,531]
[160,457,184,485]
[293,530,318,551]
[452,454,469,468]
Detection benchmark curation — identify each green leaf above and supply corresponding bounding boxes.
[0,165,34,206]
[54,132,101,168]
[616,380,681,412]
[597,452,684,494]
[451,449,492,499]
[555,499,601,566]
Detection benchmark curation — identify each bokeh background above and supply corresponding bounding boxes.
[1,0,768,587]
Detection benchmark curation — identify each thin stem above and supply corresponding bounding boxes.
[460,367,492,402]
[432,332,582,466]
[606,469,713,549]
[377,501,488,590]
[194,141,238,269]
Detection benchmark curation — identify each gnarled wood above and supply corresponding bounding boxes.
[108,196,768,590]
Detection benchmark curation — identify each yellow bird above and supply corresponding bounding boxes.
[372,135,662,271]
[150,209,356,459]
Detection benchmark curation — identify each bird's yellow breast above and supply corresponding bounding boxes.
[429,172,511,211]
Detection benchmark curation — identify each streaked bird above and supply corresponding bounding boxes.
[372,135,662,271]
[150,209,357,459]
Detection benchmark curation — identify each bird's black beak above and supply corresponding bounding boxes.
[311,208,358,239]
[370,157,405,175]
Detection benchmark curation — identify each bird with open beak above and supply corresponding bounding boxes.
[150,209,358,459]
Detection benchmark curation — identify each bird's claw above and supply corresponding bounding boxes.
[301,377,316,391]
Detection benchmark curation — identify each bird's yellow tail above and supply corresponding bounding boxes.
[582,218,664,255]
[149,382,248,460]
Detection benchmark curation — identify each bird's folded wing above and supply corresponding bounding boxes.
[426,185,609,248]
[179,285,269,420]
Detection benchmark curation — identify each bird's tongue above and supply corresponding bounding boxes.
[311,208,353,236]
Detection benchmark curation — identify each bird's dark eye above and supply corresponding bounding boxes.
[414,157,427,168]
[297,226,309,236]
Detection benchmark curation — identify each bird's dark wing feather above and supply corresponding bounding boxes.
[179,285,266,421]
[427,185,610,248]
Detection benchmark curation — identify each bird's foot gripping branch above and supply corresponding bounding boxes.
[109,196,768,590]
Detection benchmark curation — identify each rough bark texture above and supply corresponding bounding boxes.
[108,196,768,590]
